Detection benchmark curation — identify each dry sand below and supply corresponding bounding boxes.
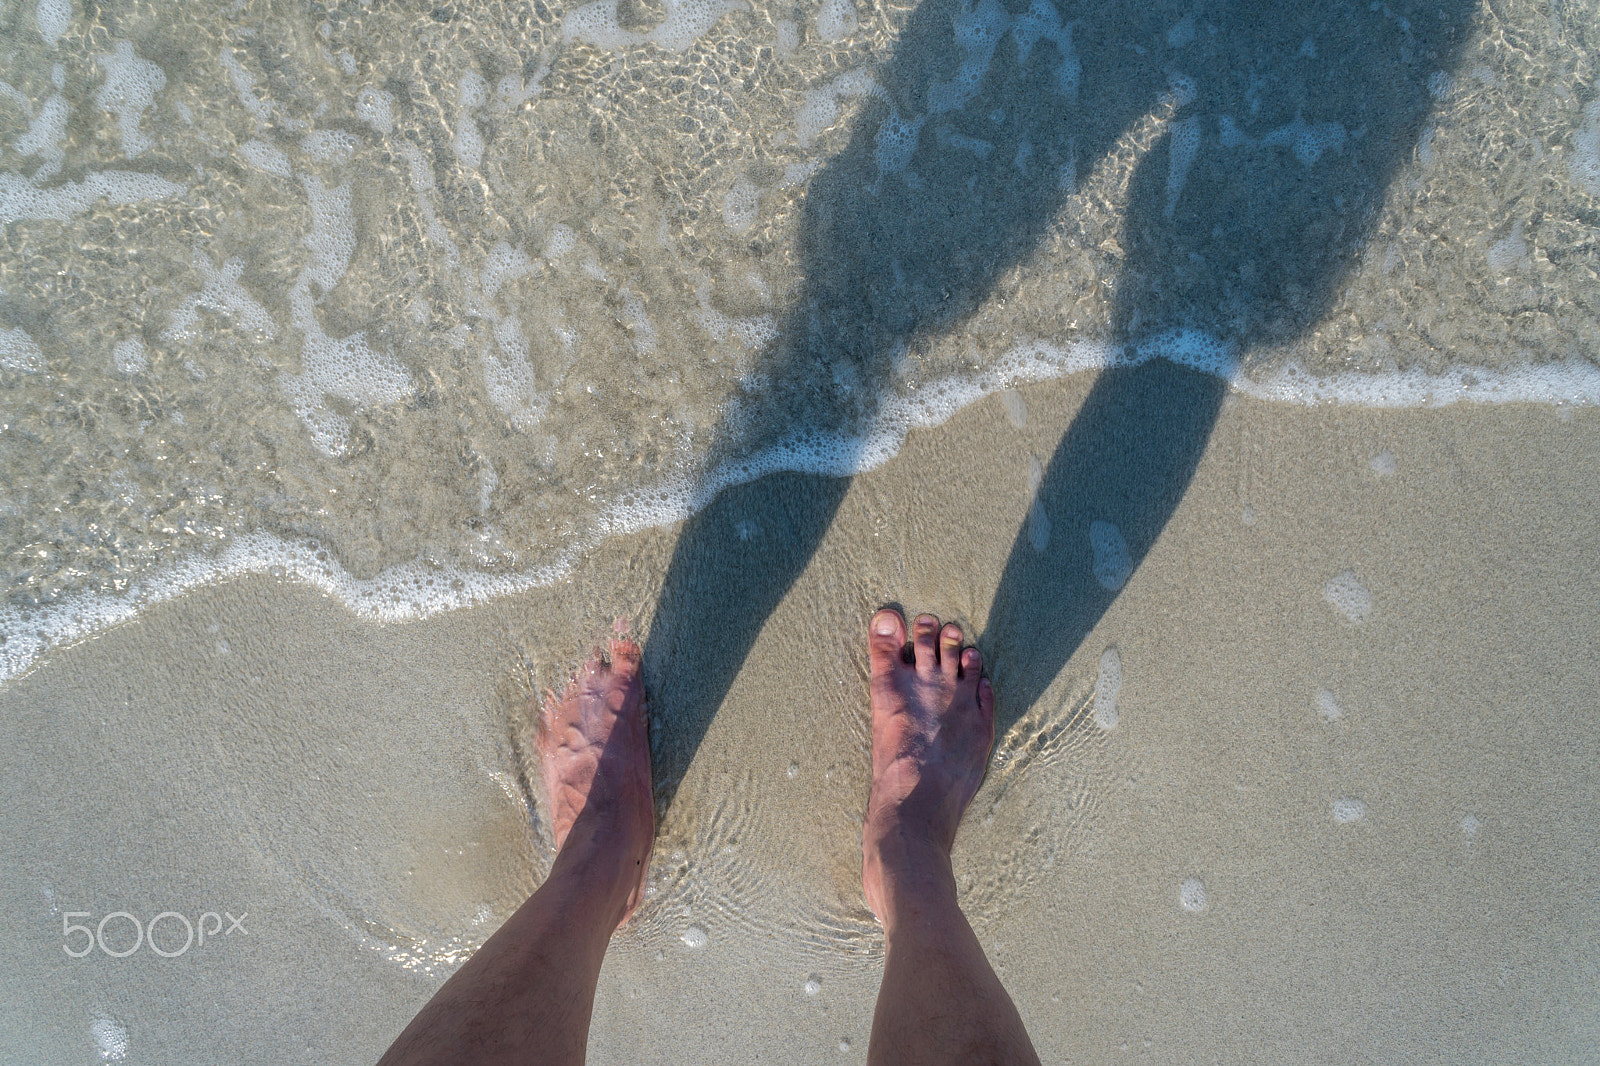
[2,373,1597,1064]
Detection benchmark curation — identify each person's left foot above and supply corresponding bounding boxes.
[538,636,655,924]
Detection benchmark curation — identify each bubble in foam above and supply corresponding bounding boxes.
[839,1039,852,1053]
[164,253,278,343]
[874,109,924,176]
[1323,569,1373,624]
[804,975,822,994]
[90,1016,128,1061]
[816,0,857,43]
[0,326,44,372]
[112,337,148,375]
[1460,814,1481,840]
[544,223,577,261]
[680,924,708,948]
[1315,688,1343,722]
[1331,798,1366,824]
[36,0,70,44]
[1178,877,1208,913]
[1092,646,1122,730]
[1089,520,1132,591]
[1369,449,1396,476]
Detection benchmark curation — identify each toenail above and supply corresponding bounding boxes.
[874,613,897,635]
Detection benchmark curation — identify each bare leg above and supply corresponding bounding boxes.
[378,638,654,1066]
[863,610,1042,1066]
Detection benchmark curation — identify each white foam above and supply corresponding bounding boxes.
[480,241,534,302]
[1178,877,1208,912]
[1460,814,1481,839]
[95,42,166,158]
[0,167,184,225]
[563,0,747,54]
[1092,646,1121,730]
[163,253,278,343]
[301,130,359,163]
[1369,449,1397,476]
[356,87,396,135]
[279,176,414,455]
[680,924,708,948]
[1025,456,1050,553]
[15,92,69,174]
[112,337,148,374]
[874,109,924,175]
[240,138,293,178]
[4,324,1599,683]
[1331,798,1367,824]
[1316,688,1343,722]
[0,326,44,372]
[1571,100,1600,197]
[722,176,760,233]
[35,0,70,45]
[1163,116,1201,220]
[1323,569,1373,624]
[803,975,822,994]
[794,69,880,149]
[998,388,1026,427]
[1089,520,1131,591]
[482,314,547,429]
[816,0,857,43]
[454,72,487,169]
[90,1016,127,1062]
[220,50,273,128]
[1486,219,1528,273]
[544,223,577,261]
[774,19,799,54]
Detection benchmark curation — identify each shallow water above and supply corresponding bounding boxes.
[0,0,1596,673]
[3,0,1600,1060]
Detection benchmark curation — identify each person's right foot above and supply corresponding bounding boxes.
[862,609,995,926]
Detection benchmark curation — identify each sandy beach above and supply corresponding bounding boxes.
[4,375,1597,1063]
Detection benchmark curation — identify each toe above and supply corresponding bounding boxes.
[609,637,642,677]
[869,608,907,677]
[940,623,964,676]
[960,646,983,685]
[912,615,940,673]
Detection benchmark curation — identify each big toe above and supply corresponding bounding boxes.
[869,608,906,675]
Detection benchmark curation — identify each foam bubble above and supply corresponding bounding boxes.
[1368,449,1396,476]
[14,92,69,168]
[0,327,44,372]
[95,42,166,158]
[874,109,924,175]
[1570,100,1600,197]
[1178,877,1208,912]
[816,0,857,43]
[90,1016,127,1061]
[1089,520,1132,591]
[680,924,708,948]
[220,50,273,128]
[1460,814,1481,839]
[112,337,148,374]
[453,72,487,170]
[544,223,577,261]
[774,19,799,54]
[1323,569,1373,624]
[794,69,880,148]
[1331,798,1367,824]
[803,975,822,994]
[479,241,534,302]
[1316,688,1344,722]
[1092,646,1122,730]
[35,0,70,45]
[301,130,359,163]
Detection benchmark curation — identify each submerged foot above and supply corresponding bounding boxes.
[538,635,654,925]
[862,609,995,926]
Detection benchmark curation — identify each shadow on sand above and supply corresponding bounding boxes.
[641,0,1474,807]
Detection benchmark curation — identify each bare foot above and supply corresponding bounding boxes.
[538,636,654,925]
[862,609,995,927]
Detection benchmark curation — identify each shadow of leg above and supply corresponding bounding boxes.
[984,359,1226,737]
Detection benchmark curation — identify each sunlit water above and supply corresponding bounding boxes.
[0,0,1596,679]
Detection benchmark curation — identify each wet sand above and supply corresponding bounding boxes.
[2,374,1598,1064]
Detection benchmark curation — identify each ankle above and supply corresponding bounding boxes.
[863,819,959,935]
